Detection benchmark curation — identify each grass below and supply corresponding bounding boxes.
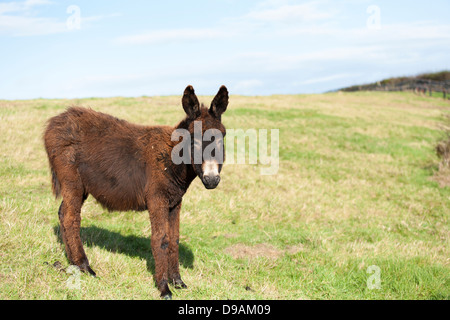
[0,91,449,300]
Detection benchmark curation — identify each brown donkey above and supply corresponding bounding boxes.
[44,85,228,299]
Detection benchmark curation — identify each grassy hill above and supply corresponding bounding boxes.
[338,71,450,94]
[0,91,449,299]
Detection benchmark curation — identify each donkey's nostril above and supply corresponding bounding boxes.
[203,174,220,189]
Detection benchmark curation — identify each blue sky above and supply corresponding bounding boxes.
[1,0,449,99]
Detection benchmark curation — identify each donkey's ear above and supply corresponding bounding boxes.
[182,85,200,119]
[209,85,228,119]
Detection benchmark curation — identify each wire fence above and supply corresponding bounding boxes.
[341,79,450,99]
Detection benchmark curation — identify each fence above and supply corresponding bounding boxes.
[341,79,450,99]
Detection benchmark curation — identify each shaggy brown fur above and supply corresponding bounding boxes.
[44,85,228,299]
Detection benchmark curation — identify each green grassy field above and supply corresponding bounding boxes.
[0,91,449,300]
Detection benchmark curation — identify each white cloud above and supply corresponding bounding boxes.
[114,28,229,45]
[0,14,67,36]
[0,0,66,36]
[114,0,338,45]
[115,16,450,47]
[0,0,120,36]
[296,73,361,85]
[0,0,52,14]
[244,1,336,23]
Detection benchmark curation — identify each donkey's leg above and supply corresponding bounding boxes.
[148,199,171,299]
[59,180,95,276]
[168,201,187,289]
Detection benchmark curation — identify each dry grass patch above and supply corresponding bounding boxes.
[432,166,450,187]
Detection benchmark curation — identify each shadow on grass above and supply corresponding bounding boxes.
[53,225,194,276]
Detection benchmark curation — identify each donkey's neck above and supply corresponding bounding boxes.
[162,121,197,193]
[168,159,197,191]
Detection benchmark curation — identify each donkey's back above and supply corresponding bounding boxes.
[44,107,171,211]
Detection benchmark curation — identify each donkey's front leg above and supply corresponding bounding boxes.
[148,200,172,299]
[168,201,187,289]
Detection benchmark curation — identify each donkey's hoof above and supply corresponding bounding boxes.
[174,279,188,289]
[159,280,172,299]
[162,293,173,300]
[161,288,173,300]
[85,266,97,277]
[79,263,96,277]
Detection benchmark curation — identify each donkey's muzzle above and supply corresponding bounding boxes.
[202,174,221,189]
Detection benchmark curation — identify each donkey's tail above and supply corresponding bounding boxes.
[51,168,62,199]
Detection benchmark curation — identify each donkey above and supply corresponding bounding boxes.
[44,85,228,299]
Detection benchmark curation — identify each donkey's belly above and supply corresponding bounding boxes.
[89,186,147,212]
[78,160,148,212]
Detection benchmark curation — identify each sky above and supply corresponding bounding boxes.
[0,0,449,99]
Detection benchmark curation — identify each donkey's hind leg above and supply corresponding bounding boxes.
[58,183,95,276]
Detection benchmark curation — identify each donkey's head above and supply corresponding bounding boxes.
[180,85,228,189]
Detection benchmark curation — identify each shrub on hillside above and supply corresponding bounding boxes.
[436,114,450,166]
[434,115,450,187]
